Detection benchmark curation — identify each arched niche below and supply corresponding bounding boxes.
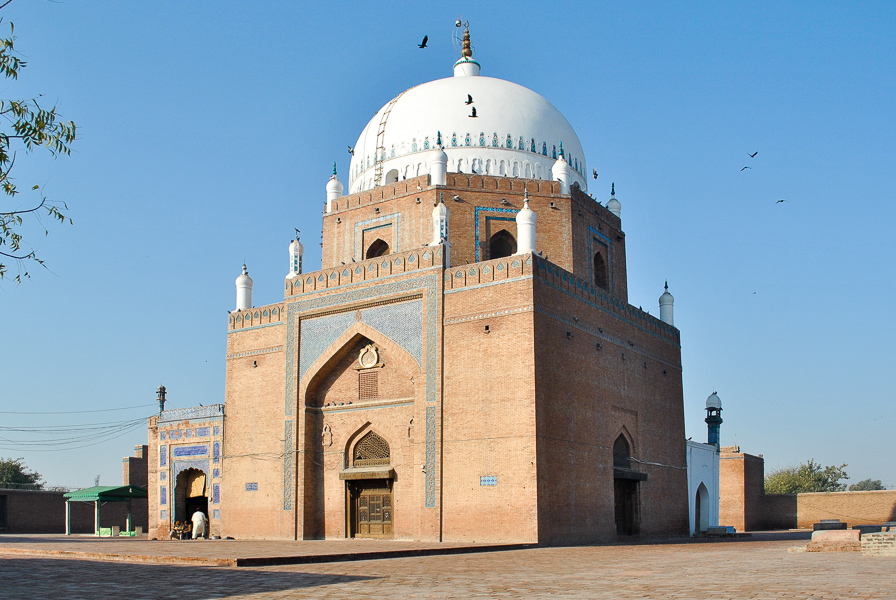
[489,230,517,260]
[366,239,389,259]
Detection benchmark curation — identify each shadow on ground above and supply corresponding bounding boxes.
[0,557,375,600]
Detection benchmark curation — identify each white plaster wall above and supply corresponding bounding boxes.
[686,440,720,534]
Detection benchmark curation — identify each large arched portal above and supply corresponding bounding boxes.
[347,431,393,538]
[175,468,208,527]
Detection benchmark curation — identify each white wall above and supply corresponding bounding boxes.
[686,440,720,534]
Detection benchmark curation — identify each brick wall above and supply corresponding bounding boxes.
[0,489,138,534]
[862,531,896,556]
[795,490,896,529]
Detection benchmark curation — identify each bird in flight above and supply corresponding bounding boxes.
[347,146,354,156]
[465,94,474,105]
[776,199,786,203]
[749,151,758,158]
[592,169,598,180]
[469,106,477,118]
[740,166,751,171]
[419,35,428,48]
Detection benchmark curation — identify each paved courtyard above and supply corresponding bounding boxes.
[2,532,894,599]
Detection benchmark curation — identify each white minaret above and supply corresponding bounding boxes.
[431,192,450,268]
[287,233,304,279]
[607,182,621,217]
[429,132,448,186]
[551,143,571,194]
[515,189,537,255]
[659,281,674,325]
[326,163,344,213]
[235,264,253,311]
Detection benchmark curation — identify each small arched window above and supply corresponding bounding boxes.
[594,253,608,290]
[385,169,399,184]
[366,239,389,259]
[613,435,631,469]
[353,431,390,467]
[489,230,517,260]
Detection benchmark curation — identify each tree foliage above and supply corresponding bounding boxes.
[765,459,849,494]
[0,14,76,283]
[849,478,886,491]
[0,456,43,488]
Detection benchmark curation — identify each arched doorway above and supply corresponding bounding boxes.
[594,252,608,289]
[347,431,393,538]
[695,483,710,533]
[175,468,208,527]
[612,435,640,536]
[489,230,516,260]
[366,239,389,259]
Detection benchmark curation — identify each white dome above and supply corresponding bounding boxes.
[706,392,722,410]
[349,71,588,194]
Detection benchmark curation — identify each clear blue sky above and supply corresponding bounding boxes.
[1,2,894,489]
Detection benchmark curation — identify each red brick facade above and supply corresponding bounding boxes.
[147,172,687,543]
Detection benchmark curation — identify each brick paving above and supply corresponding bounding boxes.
[2,532,895,599]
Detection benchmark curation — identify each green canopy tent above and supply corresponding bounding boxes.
[62,485,148,536]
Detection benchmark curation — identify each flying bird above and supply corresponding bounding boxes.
[592,169,598,180]
[465,94,474,105]
[347,146,354,156]
[749,151,758,158]
[469,106,477,118]
[740,166,751,171]
[418,35,428,48]
[776,199,786,203]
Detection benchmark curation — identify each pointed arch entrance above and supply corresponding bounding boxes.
[345,431,393,538]
[695,483,710,533]
[612,433,645,536]
[175,467,208,526]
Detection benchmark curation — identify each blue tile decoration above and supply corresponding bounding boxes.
[213,426,220,436]
[172,445,208,458]
[196,427,210,437]
[212,509,220,519]
[354,213,402,260]
[474,207,519,262]
[159,431,167,441]
[213,469,220,478]
[159,446,167,467]
[213,442,220,464]
[160,472,166,481]
[160,486,167,504]
[480,476,498,486]
[213,484,220,504]
[285,270,441,508]
[283,420,293,510]
[161,510,168,519]
[185,429,193,438]
[246,482,258,491]
[169,430,182,440]
[159,405,225,423]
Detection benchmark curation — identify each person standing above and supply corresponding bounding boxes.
[191,509,207,540]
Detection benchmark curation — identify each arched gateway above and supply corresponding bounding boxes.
[346,431,393,538]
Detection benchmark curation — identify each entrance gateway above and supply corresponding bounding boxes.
[342,431,394,538]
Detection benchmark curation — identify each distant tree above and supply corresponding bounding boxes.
[849,478,886,491]
[765,459,849,494]
[0,8,76,283]
[0,456,43,488]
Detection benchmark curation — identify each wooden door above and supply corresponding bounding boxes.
[353,481,393,538]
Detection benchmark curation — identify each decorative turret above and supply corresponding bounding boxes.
[705,392,723,448]
[515,189,537,255]
[429,131,448,185]
[287,232,304,279]
[659,281,674,325]
[453,22,481,77]
[551,143,570,194]
[607,182,621,217]
[326,163,344,213]
[235,264,253,311]
[157,385,167,414]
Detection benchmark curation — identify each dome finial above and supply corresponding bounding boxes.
[524,188,530,205]
[611,182,615,196]
[665,280,668,291]
[332,162,337,176]
[461,24,473,58]
[436,131,443,148]
[558,142,564,158]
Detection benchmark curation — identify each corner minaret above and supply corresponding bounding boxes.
[659,281,674,325]
[453,22,480,77]
[607,182,621,217]
[551,143,571,194]
[515,189,537,254]
[235,264,253,311]
[326,163,344,213]
[705,392,723,447]
[287,232,304,279]
[429,131,448,185]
